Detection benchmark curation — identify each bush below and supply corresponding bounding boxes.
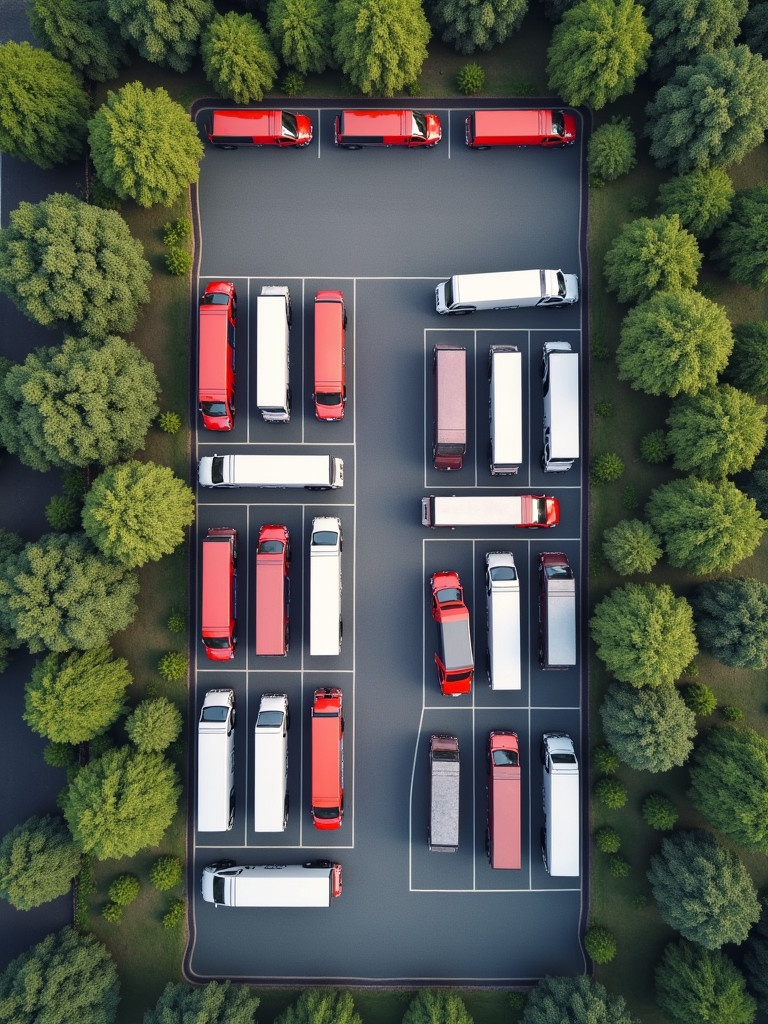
[592,745,621,774]
[594,400,614,418]
[166,610,186,634]
[631,893,647,909]
[102,901,123,922]
[642,793,679,831]
[622,485,639,511]
[162,896,185,928]
[591,452,625,484]
[603,518,662,575]
[158,651,188,682]
[588,117,637,184]
[108,873,140,907]
[45,495,80,531]
[281,71,306,96]
[722,704,744,721]
[150,855,182,891]
[584,925,617,964]
[609,855,631,878]
[457,63,485,95]
[162,218,190,247]
[682,682,717,716]
[682,661,699,678]
[509,992,528,1012]
[157,411,182,435]
[640,429,669,463]
[165,246,192,276]
[595,827,621,853]
[595,777,628,809]
[43,741,77,768]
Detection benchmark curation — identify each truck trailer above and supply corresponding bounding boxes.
[201,861,342,907]
[485,552,522,690]
[422,494,559,528]
[428,735,460,852]
[541,732,580,877]
[538,552,576,670]
[199,454,343,489]
[435,268,579,315]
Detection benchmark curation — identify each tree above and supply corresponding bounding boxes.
[587,118,637,183]
[0,927,119,1024]
[267,0,333,74]
[546,0,651,109]
[0,42,88,168]
[617,290,733,397]
[600,681,696,771]
[726,323,768,395]
[401,990,472,1024]
[106,0,215,73]
[82,461,194,568]
[744,900,768,1014]
[0,534,139,654]
[646,47,768,173]
[125,697,182,752]
[589,583,698,687]
[645,0,747,80]
[642,793,678,830]
[62,746,180,860]
[24,648,131,743]
[201,13,279,104]
[0,193,151,337]
[522,976,638,1024]
[584,925,617,964]
[656,940,756,1024]
[332,0,431,96]
[742,3,768,58]
[431,0,529,55]
[713,186,768,290]
[89,83,204,208]
[145,981,260,1024]
[657,168,734,240]
[693,578,768,669]
[738,444,768,517]
[0,336,159,472]
[604,215,701,304]
[0,815,81,911]
[602,519,662,575]
[666,385,767,479]
[29,0,129,82]
[647,830,760,949]
[645,476,766,575]
[688,727,768,853]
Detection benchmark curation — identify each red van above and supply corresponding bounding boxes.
[198,281,236,431]
[334,109,441,148]
[313,291,347,421]
[206,109,312,148]
[311,687,344,829]
[465,109,576,148]
[431,571,474,695]
[255,524,290,656]
[201,528,237,661]
[487,731,522,869]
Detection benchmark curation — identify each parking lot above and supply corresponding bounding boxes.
[185,102,587,984]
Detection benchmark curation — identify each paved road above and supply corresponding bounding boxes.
[185,103,588,984]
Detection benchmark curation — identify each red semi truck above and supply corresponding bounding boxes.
[465,109,576,148]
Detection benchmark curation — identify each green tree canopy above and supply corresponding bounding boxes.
[693,577,768,669]
[645,0,747,79]
[0,815,81,911]
[600,681,696,771]
[742,3,768,57]
[587,118,637,183]
[63,747,180,860]
[202,12,279,104]
[657,168,734,240]
[0,927,119,1024]
[144,981,261,1024]
[0,336,159,472]
[267,0,333,74]
[24,647,131,744]
[738,444,768,518]
[0,42,88,169]
[82,461,194,568]
[522,976,638,1024]
[89,83,204,208]
[646,47,768,173]
[665,385,767,479]
[726,323,768,395]
[106,0,215,72]
[332,0,431,96]
[0,193,151,336]
[646,476,767,575]
[547,0,651,109]
[402,990,472,1024]
[713,185,768,290]
[0,534,139,655]
[277,990,363,1024]
[656,939,756,1024]
[689,727,768,853]
[589,583,698,687]
[603,214,701,304]
[29,0,129,82]
[647,830,760,948]
[602,518,663,575]
[431,0,529,54]
[744,900,768,1015]
[126,697,182,753]
[617,290,733,397]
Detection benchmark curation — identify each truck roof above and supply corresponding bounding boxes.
[454,269,545,303]
[490,347,522,470]
[546,583,576,668]
[434,346,466,446]
[424,494,558,527]
[256,293,289,409]
[208,864,334,907]
[430,735,459,851]
[440,617,473,671]
[546,349,580,460]
[203,454,337,487]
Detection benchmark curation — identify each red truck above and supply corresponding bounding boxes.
[465,109,576,148]
[206,109,312,148]
[201,527,237,661]
[487,731,522,869]
[198,281,236,431]
[335,109,442,148]
[254,524,290,657]
[430,571,474,696]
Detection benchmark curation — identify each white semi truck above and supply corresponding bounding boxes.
[435,268,579,314]
[422,494,559,528]
[309,516,343,656]
[202,861,342,907]
[199,454,343,489]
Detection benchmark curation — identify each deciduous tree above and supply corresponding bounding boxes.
[29,0,129,82]
[713,185,768,290]
[0,815,81,911]
[145,981,260,1024]
[742,2,768,57]
[693,578,768,669]
[332,0,431,96]
[522,976,638,1024]
[600,681,696,771]
[589,583,698,687]
[125,697,182,753]
[267,0,333,73]
[587,118,637,183]
[201,12,279,104]
[602,518,662,575]
[744,900,768,1015]
[402,990,473,1024]
[726,323,768,395]
[603,214,701,304]
[645,0,746,79]
[656,939,756,1024]
[665,385,766,479]
[431,0,529,54]
[657,168,734,240]
[106,0,214,72]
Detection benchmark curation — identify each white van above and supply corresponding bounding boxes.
[542,341,579,472]
[197,689,236,832]
[253,693,289,832]
[256,285,291,422]
[309,516,342,656]
[435,269,579,314]
[541,732,580,877]
[202,861,342,907]
[485,552,521,690]
[489,346,522,475]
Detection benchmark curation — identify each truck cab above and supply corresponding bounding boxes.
[430,571,473,695]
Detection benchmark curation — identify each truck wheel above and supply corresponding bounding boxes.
[287,299,292,327]
[220,145,237,151]
[343,144,362,150]
[474,145,491,151]
[231,709,236,729]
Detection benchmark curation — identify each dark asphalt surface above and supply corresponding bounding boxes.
[186,103,587,984]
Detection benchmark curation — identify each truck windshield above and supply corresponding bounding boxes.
[493,749,519,767]
[203,637,231,650]
[212,877,225,904]
[443,280,454,309]
[281,111,299,138]
[490,566,517,581]
[312,531,338,546]
[551,753,577,764]
[201,401,226,417]
[314,806,340,819]
[411,111,427,139]
[432,749,458,761]
[556,271,567,297]
[256,711,284,728]
[211,457,224,485]
[436,588,462,603]
[545,564,573,580]
[201,292,229,305]
[551,111,566,136]
[258,540,284,554]
[201,705,229,722]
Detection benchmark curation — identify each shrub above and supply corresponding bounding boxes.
[166,610,186,634]
[609,855,631,878]
[682,682,717,716]
[163,897,185,928]
[682,661,699,678]
[631,893,647,909]
[282,71,306,96]
[591,452,625,484]
[150,855,182,891]
[165,245,192,276]
[158,651,188,682]
[595,400,614,418]
[102,901,122,922]
[595,826,621,853]
[43,741,77,768]
[157,411,182,435]
[509,992,528,1012]
[640,429,669,463]
[595,777,628,809]
[603,518,662,575]
[457,63,485,95]
[642,793,679,831]
[108,873,140,906]
[584,925,617,964]
[622,485,639,511]
[592,337,611,361]
[162,218,190,247]
[592,745,620,774]
[45,495,80,531]
[722,704,744,721]
[588,117,637,184]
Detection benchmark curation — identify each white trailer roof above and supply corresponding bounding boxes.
[548,352,580,461]
[455,269,542,303]
[490,348,523,470]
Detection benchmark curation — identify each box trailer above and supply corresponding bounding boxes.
[201,861,342,907]
[309,516,343,656]
[256,286,291,422]
[421,494,559,528]
[485,552,521,690]
[538,552,576,670]
[433,344,467,470]
[541,732,580,877]
[487,731,522,869]
[435,268,578,315]
[428,734,460,852]
[197,689,236,832]
[542,341,579,473]
[489,346,522,475]
[253,693,289,832]
[199,454,343,489]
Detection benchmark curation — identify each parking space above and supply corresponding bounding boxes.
[186,102,587,984]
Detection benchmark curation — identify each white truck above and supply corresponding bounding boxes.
[485,552,521,690]
[309,516,342,656]
[435,268,579,314]
[489,346,522,475]
[541,732,580,877]
[538,552,576,670]
[199,454,343,489]
[197,689,236,832]
[256,285,291,422]
[202,861,342,907]
[253,692,289,832]
[421,494,559,528]
[542,341,579,473]
[428,734,460,853]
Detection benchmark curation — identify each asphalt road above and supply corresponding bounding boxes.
[186,102,588,985]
